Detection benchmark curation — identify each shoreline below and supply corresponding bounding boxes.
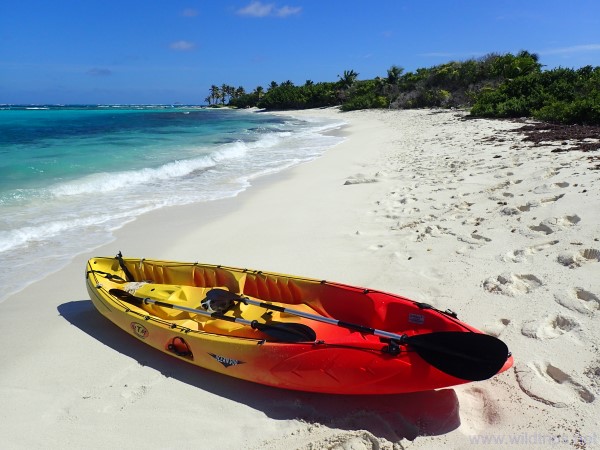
[0,107,346,306]
[1,107,598,449]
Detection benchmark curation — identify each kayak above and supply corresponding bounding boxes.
[85,253,513,394]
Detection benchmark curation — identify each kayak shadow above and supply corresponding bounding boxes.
[59,300,461,442]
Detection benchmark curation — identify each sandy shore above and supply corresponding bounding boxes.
[1,108,598,449]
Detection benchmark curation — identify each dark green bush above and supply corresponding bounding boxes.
[471,65,600,124]
[210,52,600,124]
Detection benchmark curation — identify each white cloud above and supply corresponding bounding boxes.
[539,44,600,56]
[237,1,273,17]
[170,40,196,51]
[236,1,301,18]
[276,5,301,17]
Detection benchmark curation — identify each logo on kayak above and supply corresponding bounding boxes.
[408,313,425,325]
[130,322,149,339]
[209,353,244,368]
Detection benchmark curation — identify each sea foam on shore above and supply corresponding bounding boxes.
[0,107,345,302]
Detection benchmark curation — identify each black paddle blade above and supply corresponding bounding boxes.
[109,288,143,304]
[406,332,510,381]
[206,288,242,302]
[253,321,317,343]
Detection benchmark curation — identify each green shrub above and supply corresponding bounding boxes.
[341,94,388,111]
[212,51,599,124]
[471,65,600,124]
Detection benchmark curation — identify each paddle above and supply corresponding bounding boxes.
[108,289,316,343]
[206,289,510,381]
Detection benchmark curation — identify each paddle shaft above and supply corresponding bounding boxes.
[109,289,316,342]
[140,296,260,327]
[238,296,406,342]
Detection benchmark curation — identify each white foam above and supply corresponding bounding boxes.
[0,113,346,303]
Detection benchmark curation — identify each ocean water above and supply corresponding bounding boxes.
[0,105,345,302]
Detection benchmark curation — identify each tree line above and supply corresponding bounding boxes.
[207,51,600,125]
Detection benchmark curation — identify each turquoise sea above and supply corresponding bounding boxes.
[0,105,345,302]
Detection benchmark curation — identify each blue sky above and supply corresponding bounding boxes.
[1,0,599,105]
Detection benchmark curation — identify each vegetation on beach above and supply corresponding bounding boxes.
[208,51,600,125]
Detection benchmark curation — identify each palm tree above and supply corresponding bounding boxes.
[386,65,404,85]
[268,81,278,91]
[338,70,358,90]
[255,86,264,99]
[221,84,234,104]
[209,85,220,105]
[235,86,246,99]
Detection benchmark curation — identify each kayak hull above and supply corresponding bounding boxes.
[85,256,513,394]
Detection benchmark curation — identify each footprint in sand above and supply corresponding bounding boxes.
[532,180,571,195]
[92,363,163,413]
[459,386,502,434]
[541,193,565,203]
[411,224,451,242]
[456,231,492,246]
[482,318,511,337]
[515,193,563,212]
[500,206,522,216]
[585,364,600,394]
[471,233,492,242]
[557,214,581,226]
[554,288,600,315]
[343,173,379,185]
[557,248,600,268]
[294,430,384,450]
[529,222,554,235]
[503,240,559,263]
[515,361,595,407]
[581,248,600,262]
[517,203,535,212]
[520,314,581,340]
[398,196,418,204]
[529,215,581,235]
[483,273,542,296]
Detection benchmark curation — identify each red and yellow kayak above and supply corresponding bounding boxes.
[85,254,513,394]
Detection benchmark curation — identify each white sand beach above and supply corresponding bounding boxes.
[1,108,598,449]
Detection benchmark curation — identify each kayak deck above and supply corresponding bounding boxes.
[90,256,473,339]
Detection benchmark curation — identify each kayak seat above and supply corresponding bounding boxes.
[241,272,388,328]
[242,273,304,305]
[130,283,231,322]
[126,260,242,294]
[191,265,241,293]
[201,301,270,337]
